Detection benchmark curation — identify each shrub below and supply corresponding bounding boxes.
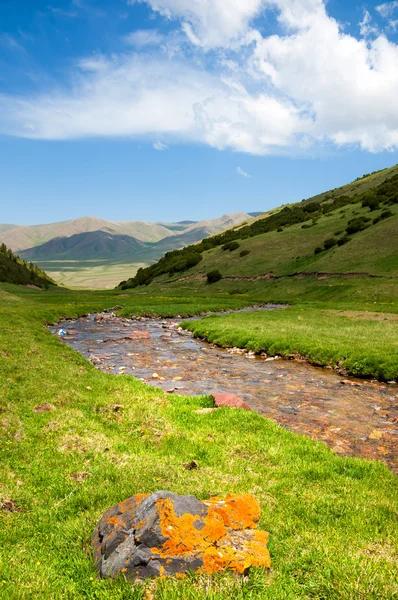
[222,241,240,252]
[240,250,251,257]
[337,236,351,246]
[303,202,320,213]
[368,198,380,211]
[277,227,283,232]
[380,209,393,220]
[207,270,222,284]
[346,217,371,235]
[314,247,323,255]
[324,237,338,250]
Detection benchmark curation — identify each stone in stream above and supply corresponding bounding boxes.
[212,393,252,411]
[93,491,270,581]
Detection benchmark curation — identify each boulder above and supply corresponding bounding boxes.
[93,491,270,581]
[212,393,252,411]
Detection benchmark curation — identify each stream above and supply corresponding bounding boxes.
[50,307,398,473]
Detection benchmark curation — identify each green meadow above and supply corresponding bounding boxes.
[0,284,397,599]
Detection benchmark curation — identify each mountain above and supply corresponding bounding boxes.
[9,212,250,288]
[119,165,398,289]
[20,231,146,261]
[1,213,250,255]
[0,244,55,288]
[0,216,174,252]
[20,212,249,263]
[0,224,17,234]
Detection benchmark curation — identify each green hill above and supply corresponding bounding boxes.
[0,244,55,288]
[119,166,398,290]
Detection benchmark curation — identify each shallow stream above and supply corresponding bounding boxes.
[50,307,398,473]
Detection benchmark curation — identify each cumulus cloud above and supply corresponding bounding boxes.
[153,140,168,150]
[237,166,251,178]
[1,0,398,154]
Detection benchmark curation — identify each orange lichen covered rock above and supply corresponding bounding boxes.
[93,491,270,580]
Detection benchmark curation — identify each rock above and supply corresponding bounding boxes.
[340,380,361,386]
[124,331,151,340]
[152,373,160,379]
[66,329,79,335]
[93,491,270,581]
[212,393,251,411]
[34,403,56,413]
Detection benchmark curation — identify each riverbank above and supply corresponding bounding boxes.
[52,310,398,472]
[1,284,397,599]
[182,305,398,382]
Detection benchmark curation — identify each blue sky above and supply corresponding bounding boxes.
[1,0,398,225]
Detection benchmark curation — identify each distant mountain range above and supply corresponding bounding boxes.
[0,212,256,286]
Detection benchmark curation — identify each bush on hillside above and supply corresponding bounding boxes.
[240,250,251,257]
[362,197,380,211]
[337,236,351,246]
[324,237,338,250]
[346,217,371,235]
[222,241,240,252]
[207,270,222,284]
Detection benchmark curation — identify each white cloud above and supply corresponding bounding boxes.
[153,140,168,150]
[250,1,398,151]
[129,0,265,49]
[124,29,164,47]
[0,53,309,154]
[376,1,398,18]
[237,166,251,178]
[1,0,398,154]
[359,10,379,38]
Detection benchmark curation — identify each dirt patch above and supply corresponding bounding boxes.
[0,499,24,513]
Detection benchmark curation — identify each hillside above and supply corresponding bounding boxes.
[119,166,398,289]
[0,244,55,287]
[20,231,145,261]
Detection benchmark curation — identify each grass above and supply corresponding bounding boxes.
[162,202,398,282]
[182,306,398,381]
[0,284,397,599]
[32,259,150,289]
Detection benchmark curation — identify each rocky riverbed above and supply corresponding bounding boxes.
[50,309,398,473]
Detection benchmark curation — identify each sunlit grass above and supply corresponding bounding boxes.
[0,284,397,599]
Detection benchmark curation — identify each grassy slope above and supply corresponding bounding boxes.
[0,284,397,600]
[161,202,398,281]
[303,163,398,203]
